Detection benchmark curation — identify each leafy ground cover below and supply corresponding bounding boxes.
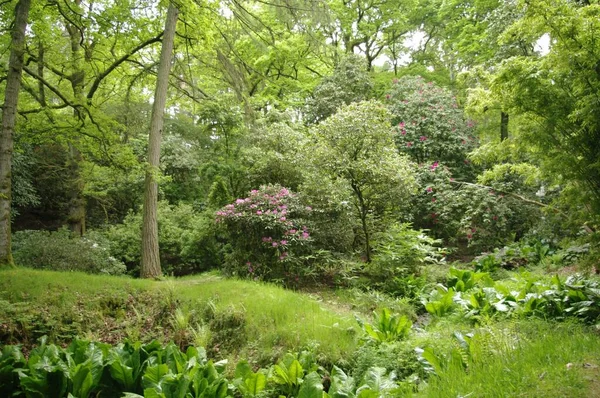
[1,267,600,397]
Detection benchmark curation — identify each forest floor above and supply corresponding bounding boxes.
[1,267,599,397]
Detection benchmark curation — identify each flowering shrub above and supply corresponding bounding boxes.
[411,162,539,252]
[386,76,478,180]
[216,184,314,283]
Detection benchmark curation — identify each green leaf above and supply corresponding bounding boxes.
[297,371,323,398]
[245,372,266,396]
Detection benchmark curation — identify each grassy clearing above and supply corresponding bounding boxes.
[0,268,357,366]
[2,268,600,397]
[416,319,600,398]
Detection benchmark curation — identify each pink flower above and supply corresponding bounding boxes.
[400,130,406,135]
[280,217,286,221]
[426,187,433,193]
[279,252,288,260]
[236,199,245,204]
[419,136,427,141]
[406,142,413,147]
[399,122,405,128]
[272,242,278,247]
[302,232,310,239]
[289,229,297,234]
[430,161,439,171]
[280,240,288,245]
[256,210,263,215]
[262,237,272,242]
[305,206,312,211]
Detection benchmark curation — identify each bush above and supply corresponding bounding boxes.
[216,184,316,283]
[386,75,477,179]
[12,228,126,275]
[97,202,220,276]
[368,223,445,293]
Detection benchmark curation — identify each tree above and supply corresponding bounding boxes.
[309,100,416,261]
[305,54,373,123]
[386,76,477,178]
[140,2,180,278]
[17,0,164,235]
[0,0,31,267]
[488,0,600,216]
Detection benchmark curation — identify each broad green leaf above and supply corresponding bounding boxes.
[297,371,323,398]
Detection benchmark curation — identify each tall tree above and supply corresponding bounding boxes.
[19,0,163,234]
[140,2,180,278]
[0,0,31,267]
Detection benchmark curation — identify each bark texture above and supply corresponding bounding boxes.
[0,0,31,267]
[500,112,509,141]
[140,3,179,278]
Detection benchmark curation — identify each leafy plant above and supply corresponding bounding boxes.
[357,308,412,343]
[423,287,456,317]
[12,228,126,275]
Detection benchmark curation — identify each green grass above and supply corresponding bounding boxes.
[0,268,357,365]
[169,273,358,365]
[2,268,600,397]
[416,319,600,398]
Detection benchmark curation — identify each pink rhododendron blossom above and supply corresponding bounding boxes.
[426,187,433,193]
[420,136,427,141]
[406,142,413,147]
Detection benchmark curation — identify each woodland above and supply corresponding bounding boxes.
[1,0,600,397]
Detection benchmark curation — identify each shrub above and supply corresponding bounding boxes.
[12,228,126,275]
[216,184,315,283]
[97,202,220,276]
[386,75,477,179]
[368,223,445,293]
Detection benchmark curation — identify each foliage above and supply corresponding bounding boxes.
[12,228,126,275]
[488,0,600,214]
[368,223,445,288]
[308,100,417,261]
[1,337,229,397]
[411,162,540,251]
[423,268,600,325]
[305,55,374,123]
[423,286,457,317]
[99,202,220,276]
[357,308,412,343]
[386,76,477,177]
[241,110,308,191]
[418,320,600,398]
[216,184,315,283]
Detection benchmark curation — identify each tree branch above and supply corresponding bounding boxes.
[86,32,164,101]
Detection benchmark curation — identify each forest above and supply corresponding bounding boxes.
[1,0,600,397]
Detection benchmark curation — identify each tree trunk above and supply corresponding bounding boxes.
[500,112,509,141]
[351,182,371,262]
[140,3,179,278]
[65,1,87,236]
[0,0,31,268]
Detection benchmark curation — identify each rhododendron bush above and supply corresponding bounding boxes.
[386,76,478,180]
[216,184,315,283]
